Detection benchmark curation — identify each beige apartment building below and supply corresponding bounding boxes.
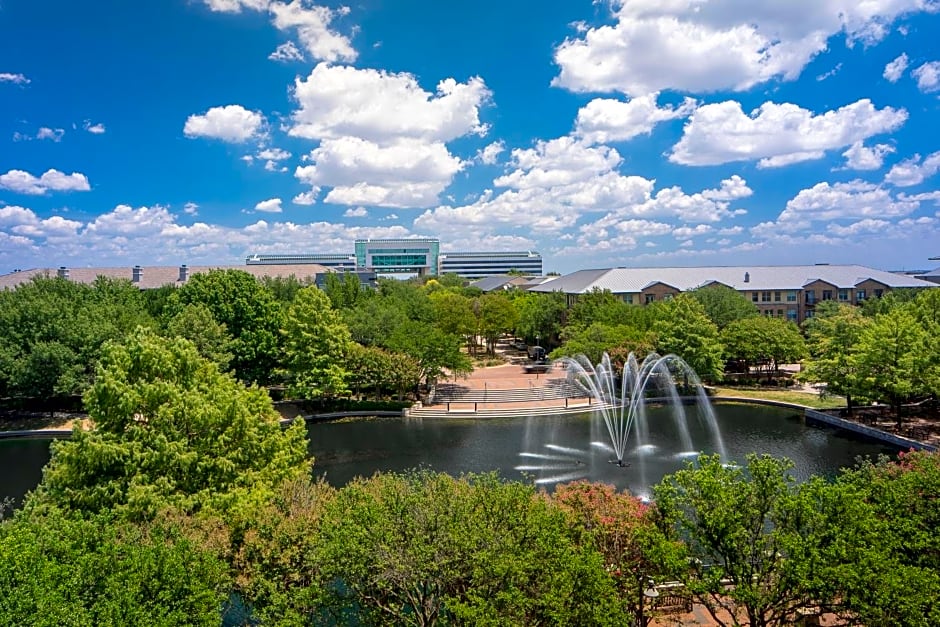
[527,265,936,324]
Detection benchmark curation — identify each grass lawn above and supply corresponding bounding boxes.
[711,386,847,410]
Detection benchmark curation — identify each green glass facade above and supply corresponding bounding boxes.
[354,239,440,275]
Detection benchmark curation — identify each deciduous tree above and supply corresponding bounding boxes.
[651,295,724,381]
[280,286,352,399]
[30,328,309,519]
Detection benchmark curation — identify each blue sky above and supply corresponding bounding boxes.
[1,0,939,275]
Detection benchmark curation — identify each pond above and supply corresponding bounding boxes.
[0,403,898,509]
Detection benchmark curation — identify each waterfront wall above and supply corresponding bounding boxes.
[804,408,936,452]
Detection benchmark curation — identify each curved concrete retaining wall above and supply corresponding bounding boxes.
[0,429,71,440]
[804,408,936,452]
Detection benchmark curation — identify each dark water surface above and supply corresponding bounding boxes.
[1,403,897,508]
[307,403,896,497]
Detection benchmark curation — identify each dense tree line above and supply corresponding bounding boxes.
[4,270,938,420]
[2,331,937,625]
[799,290,940,421]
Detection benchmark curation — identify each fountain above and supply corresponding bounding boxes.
[518,352,727,491]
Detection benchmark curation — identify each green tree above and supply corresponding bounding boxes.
[655,454,831,627]
[0,275,155,400]
[552,322,655,366]
[722,316,806,380]
[343,296,409,348]
[836,452,940,625]
[389,320,471,388]
[173,269,283,384]
[513,291,566,349]
[322,272,369,310]
[0,511,228,626]
[688,284,759,329]
[909,289,940,398]
[565,288,634,332]
[851,306,931,425]
[799,303,869,413]
[307,472,626,626]
[166,303,233,370]
[474,292,519,355]
[259,274,308,304]
[30,328,309,519]
[651,295,724,381]
[552,482,686,626]
[280,286,352,399]
[429,290,476,350]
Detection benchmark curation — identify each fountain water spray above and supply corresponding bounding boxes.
[516,351,726,489]
[561,352,727,468]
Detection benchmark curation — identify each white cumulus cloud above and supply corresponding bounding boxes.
[477,141,505,165]
[912,61,940,92]
[254,197,283,213]
[296,137,464,208]
[779,180,918,222]
[184,105,266,143]
[885,151,940,186]
[269,40,305,62]
[289,63,490,143]
[203,0,354,62]
[269,1,356,63]
[883,53,910,82]
[670,99,907,167]
[36,127,64,142]
[344,207,368,217]
[0,72,30,85]
[575,94,696,144]
[203,0,270,12]
[840,141,895,170]
[553,0,934,96]
[0,169,91,195]
[83,120,106,134]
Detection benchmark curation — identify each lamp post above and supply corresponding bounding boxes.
[637,578,659,627]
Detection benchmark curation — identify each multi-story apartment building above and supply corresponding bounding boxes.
[527,264,936,324]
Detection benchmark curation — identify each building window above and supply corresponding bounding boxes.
[838,289,849,301]
[663,293,674,301]
[761,291,771,302]
[805,310,815,318]
[764,310,774,317]
[856,289,866,301]
[805,290,816,304]
[624,294,633,304]
[787,309,798,321]
[786,292,797,302]
[645,294,655,304]
[777,309,784,317]
[774,291,781,302]
[822,290,833,301]
[874,289,884,298]
[752,292,759,302]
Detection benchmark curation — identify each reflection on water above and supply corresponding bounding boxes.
[307,403,897,493]
[0,403,898,508]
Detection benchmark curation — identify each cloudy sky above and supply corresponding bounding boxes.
[2,0,940,274]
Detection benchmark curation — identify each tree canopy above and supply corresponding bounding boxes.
[30,328,309,519]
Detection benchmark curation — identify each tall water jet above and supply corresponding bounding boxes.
[561,352,727,473]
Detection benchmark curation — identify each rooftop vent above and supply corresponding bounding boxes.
[132,265,143,283]
[178,264,189,282]
[57,266,69,279]
[744,271,750,283]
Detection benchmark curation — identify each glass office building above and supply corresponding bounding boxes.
[439,251,542,279]
[354,238,440,276]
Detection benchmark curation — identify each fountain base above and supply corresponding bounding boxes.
[608,459,630,468]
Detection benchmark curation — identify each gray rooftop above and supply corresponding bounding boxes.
[0,264,331,291]
[527,265,937,295]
